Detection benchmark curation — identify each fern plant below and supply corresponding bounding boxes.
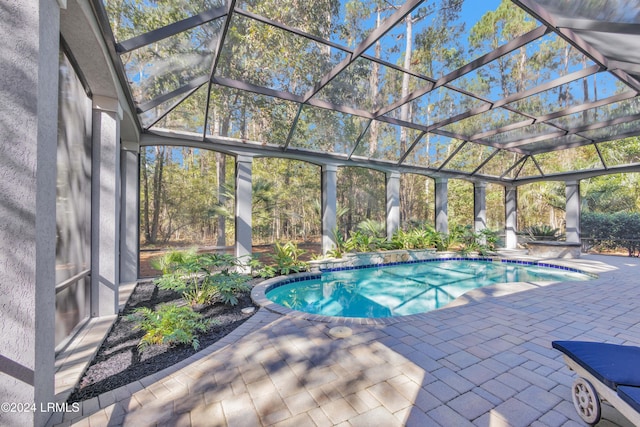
[128,304,214,351]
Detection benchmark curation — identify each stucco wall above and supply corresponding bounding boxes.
[0,1,59,426]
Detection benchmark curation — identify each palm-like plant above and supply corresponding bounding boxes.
[523,225,562,241]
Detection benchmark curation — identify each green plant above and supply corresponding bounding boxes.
[241,255,280,278]
[326,228,347,258]
[392,226,439,250]
[450,224,471,247]
[196,253,241,274]
[151,249,198,275]
[182,286,217,306]
[523,225,562,241]
[432,232,448,251]
[154,251,252,306]
[581,211,640,256]
[478,229,500,253]
[269,241,308,276]
[344,231,384,252]
[210,273,252,306]
[356,219,385,238]
[153,251,204,294]
[153,274,188,292]
[257,265,277,278]
[128,304,214,351]
[447,226,501,256]
[156,261,213,306]
[352,219,394,251]
[452,225,478,254]
[325,248,342,258]
[435,226,464,251]
[243,256,267,277]
[390,229,409,249]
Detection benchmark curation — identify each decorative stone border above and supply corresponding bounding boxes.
[526,241,582,259]
[307,248,438,272]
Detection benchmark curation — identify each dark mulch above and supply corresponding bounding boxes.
[68,280,260,402]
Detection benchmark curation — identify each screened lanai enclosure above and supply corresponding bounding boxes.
[103,0,640,176]
[95,0,640,258]
[6,2,640,425]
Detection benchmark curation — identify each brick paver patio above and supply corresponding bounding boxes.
[49,255,640,426]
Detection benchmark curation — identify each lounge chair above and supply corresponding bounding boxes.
[552,340,640,425]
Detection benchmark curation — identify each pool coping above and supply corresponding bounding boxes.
[250,256,596,325]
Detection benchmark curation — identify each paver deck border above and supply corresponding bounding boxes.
[49,254,639,427]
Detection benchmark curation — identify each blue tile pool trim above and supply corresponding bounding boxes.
[250,257,598,325]
[260,257,595,296]
[264,273,322,294]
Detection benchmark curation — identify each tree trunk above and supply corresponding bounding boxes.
[399,13,413,154]
[141,148,151,243]
[216,152,227,246]
[559,45,570,108]
[149,146,165,244]
[369,8,382,156]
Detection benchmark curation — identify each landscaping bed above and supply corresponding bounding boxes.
[68,279,259,403]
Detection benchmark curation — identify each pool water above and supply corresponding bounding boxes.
[265,260,592,318]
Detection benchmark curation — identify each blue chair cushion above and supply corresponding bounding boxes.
[618,386,640,413]
[552,341,640,389]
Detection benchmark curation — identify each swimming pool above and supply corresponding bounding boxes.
[260,259,593,319]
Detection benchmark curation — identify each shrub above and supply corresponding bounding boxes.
[437,224,468,251]
[154,251,251,306]
[478,229,500,253]
[326,228,347,258]
[581,211,640,256]
[128,304,214,351]
[181,282,218,306]
[356,219,386,238]
[344,231,387,252]
[389,229,410,250]
[197,253,242,274]
[322,224,499,259]
[522,224,562,241]
[419,225,500,255]
[151,249,197,275]
[433,231,449,251]
[210,273,252,306]
[268,241,308,276]
[390,226,439,250]
[244,256,270,278]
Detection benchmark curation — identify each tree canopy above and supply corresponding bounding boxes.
[113,0,640,254]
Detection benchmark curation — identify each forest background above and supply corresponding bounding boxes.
[103,0,640,263]
[140,147,640,252]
